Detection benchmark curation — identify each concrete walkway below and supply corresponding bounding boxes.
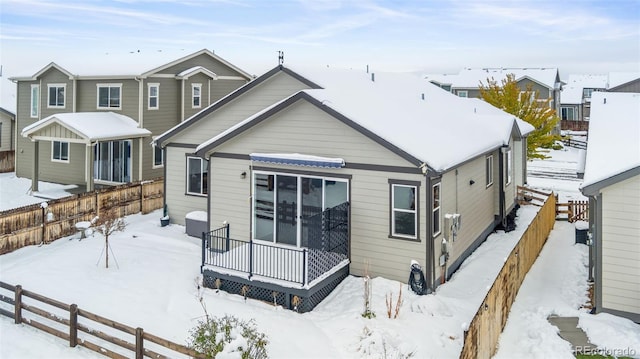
[548,316,596,354]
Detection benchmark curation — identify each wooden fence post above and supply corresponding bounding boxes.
[14,285,22,324]
[69,304,78,347]
[135,327,144,359]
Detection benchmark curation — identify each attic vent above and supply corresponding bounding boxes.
[604,97,607,104]
[421,93,425,100]
[371,73,375,82]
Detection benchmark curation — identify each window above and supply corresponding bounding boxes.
[97,84,121,109]
[192,84,201,108]
[391,183,418,239]
[432,183,441,236]
[457,90,468,98]
[153,144,163,167]
[48,84,65,108]
[52,141,69,162]
[486,155,493,187]
[94,140,131,183]
[504,148,512,186]
[31,85,39,118]
[148,83,159,110]
[561,106,577,121]
[253,171,348,246]
[187,156,208,195]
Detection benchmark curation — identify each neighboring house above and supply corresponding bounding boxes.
[156,66,534,311]
[559,74,607,132]
[559,72,640,132]
[425,67,563,131]
[580,92,640,323]
[9,49,252,191]
[0,107,15,152]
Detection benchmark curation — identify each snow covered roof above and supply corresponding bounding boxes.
[176,66,217,80]
[426,68,560,90]
[10,49,251,80]
[607,71,640,90]
[196,66,534,172]
[560,74,608,104]
[22,112,151,143]
[581,92,640,194]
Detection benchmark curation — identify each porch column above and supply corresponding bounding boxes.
[86,143,94,192]
[31,141,39,192]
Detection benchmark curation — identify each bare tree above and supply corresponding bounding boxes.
[93,211,127,268]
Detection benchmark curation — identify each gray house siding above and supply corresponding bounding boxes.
[0,112,13,151]
[608,78,640,93]
[15,81,37,178]
[518,78,551,99]
[162,72,315,224]
[75,79,140,115]
[161,53,245,78]
[207,99,426,283]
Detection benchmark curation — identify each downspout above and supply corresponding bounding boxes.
[180,79,185,121]
[498,146,507,225]
[135,76,144,181]
[72,77,77,112]
[421,163,436,292]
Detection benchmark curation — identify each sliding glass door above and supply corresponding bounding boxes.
[94,140,132,183]
[253,171,348,247]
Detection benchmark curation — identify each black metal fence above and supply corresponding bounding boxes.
[201,202,349,286]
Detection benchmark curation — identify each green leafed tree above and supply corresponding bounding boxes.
[479,74,561,159]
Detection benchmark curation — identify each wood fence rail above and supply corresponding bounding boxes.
[0,150,15,173]
[460,189,556,359]
[0,179,164,255]
[556,199,589,223]
[0,281,206,359]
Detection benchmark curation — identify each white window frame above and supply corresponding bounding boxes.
[31,84,40,118]
[51,141,69,163]
[47,83,66,108]
[561,106,577,121]
[186,156,208,196]
[152,143,163,168]
[486,155,493,187]
[148,83,159,110]
[192,83,202,108]
[432,183,441,237]
[391,183,418,239]
[96,83,122,110]
[457,90,468,98]
[504,148,512,186]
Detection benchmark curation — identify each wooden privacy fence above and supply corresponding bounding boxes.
[0,281,205,359]
[518,186,589,222]
[0,150,15,173]
[460,189,556,359]
[0,179,163,255]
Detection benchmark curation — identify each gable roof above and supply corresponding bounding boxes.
[196,67,534,173]
[426,68,561,90]
[22,112,151,143]
[581,92,640,195]
[9,49,251,81]
[154,66,321,147]
[607,72,640,90]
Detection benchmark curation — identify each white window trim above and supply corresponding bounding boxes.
[31,84,40,118]
[186,156,207,196]
[51,141,70,163]
[432,183,441,237]
[504,148,512,186]
[457,90,468,98]
[96,83,122,110]
[148,83,159,110]
[486,155,494,188]
[152,143,163,169]
[47,83,66,109]
[391,183,418,239]
[192,83,202,109]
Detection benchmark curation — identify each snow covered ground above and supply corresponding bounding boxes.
[1,145,639,359]
[0,172,76,211]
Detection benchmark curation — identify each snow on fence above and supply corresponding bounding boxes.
[460,189,556,359]
[0,179,164,255]
[0,150,15,173]
[0,281,206,359]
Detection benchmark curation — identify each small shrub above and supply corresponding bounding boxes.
[188,315,268,359]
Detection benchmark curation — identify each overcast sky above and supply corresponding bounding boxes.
[1,0,639,111]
